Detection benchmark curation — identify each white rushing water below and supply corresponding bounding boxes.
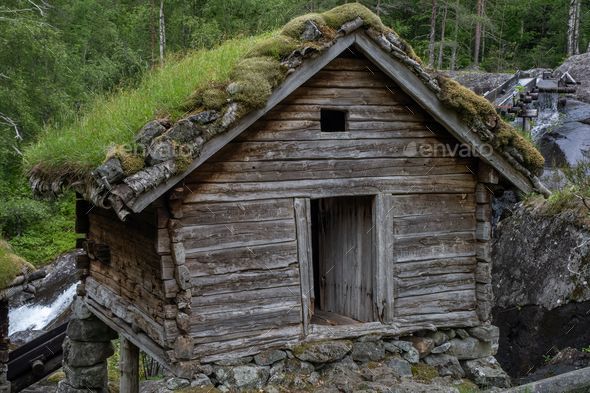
[8,282,77,335]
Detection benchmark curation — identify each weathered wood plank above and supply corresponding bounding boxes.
[393,212,475,236]
[187,242,298,277]
[396,311,480,328]
[395,257,476,278]
[191,285,301,307]
[216,138,454,161]
[191,267,300,296]
[120,337,139,393]
[282,86,412,106]
[396,272,476,298]
[181,219,296,253]
[263,104,426,122]
[374,194,395,322]
[180,199,294,225]
[391,193,476,217]
[184,175,477,203]
[190,159,472,183]
[395,289,477,316]
[393,231,476,263]
[294,197,313,336]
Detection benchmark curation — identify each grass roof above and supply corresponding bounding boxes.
[0,240,34,289]
[24,2,545,202]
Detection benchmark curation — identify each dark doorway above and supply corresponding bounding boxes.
[310,196,375,324]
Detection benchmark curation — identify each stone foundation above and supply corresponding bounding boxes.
[56,296,117,393]
[161,325,511,392]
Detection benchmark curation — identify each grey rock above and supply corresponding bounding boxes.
[402,347,420,364]
[94,157,125,185]
[221,102,239,128]
[56,380,104,393]
[388,340,414,353]
[165,377,190,390]
[444,329,457,340]
[215,365,270,389]
[431,342,452,354]
[196,363,214,375]
[427,331,449,346]
[351,341,385,362]
[191,373,212,388]
[385,380,460,393]
[320,362,363,393]
[71,297,93,320]
[254,349,287,366]
[300,20,322,41]
[63,362,108,389]
[164,118,204,144]
[283,358,316,374]
[383,342,401,354]
[386,357,412,377]
[63,338,114,367]
[215,356,253,366]
[135,120,167,146]
[424,354,465,379]
[66,317,117,342]
[468,325,499,342]
[448,338,493,360]
[147,139,175,165]
[293,340,352,363]
[462,356,511,388]
[456,329,470,339]
[187,110,219,125]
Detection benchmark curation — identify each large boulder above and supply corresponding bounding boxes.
[214,364,270,389]
[556,52,590,104]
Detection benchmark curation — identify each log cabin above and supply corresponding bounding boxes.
[26,3,547,388]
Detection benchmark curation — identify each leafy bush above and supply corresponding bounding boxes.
[547,160,590,213]
[0,197,50,238]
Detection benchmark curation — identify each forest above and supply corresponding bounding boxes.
[1,0,589,265]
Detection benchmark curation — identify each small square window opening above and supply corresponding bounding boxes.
[320,109,347,132]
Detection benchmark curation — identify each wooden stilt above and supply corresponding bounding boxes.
[120,336,139,393]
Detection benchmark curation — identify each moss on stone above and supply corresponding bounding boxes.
[456,379,480,393]
[177,388,221,393]
[106,145,145,175]
[174,152,192,173]
[247,34,299,59]
[322,3,385,31]
[200,86,229,110]
[0,240,34,289]
[411,363,439,382]
[47,371,65,383]
[437,75,544,174]
[281,13,327,38]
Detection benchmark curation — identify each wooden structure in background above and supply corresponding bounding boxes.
[74,32,519,383]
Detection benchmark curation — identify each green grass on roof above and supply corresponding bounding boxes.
[24,34,268,176]
[0,240,34,289]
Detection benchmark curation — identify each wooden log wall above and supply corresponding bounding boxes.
[176,53,480,361]
[87,207,169,348]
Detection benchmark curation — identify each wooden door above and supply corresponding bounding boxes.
[314,196,375,322]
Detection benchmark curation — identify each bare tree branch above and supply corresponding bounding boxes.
[0,113,22,140]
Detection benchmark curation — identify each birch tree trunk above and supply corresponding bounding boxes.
[574,0,581,55]
[428,0,438,68]
[437,2,448,69]
[159,0,166,67]
[567,0,580,57]
[450,0,460,71]
[473,0,485,67]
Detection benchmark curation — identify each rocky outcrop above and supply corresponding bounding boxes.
[492,198,590,377]
[556,52,590,104]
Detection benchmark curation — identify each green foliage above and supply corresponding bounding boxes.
[247,34,299,58]
[0,239,34,288]
[411,363,439,382]
[7,195,77,266]
[322,2,385,31]
[547,160,590,213]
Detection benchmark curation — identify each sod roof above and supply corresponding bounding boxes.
[25,3,546,219]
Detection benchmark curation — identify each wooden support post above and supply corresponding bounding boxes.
[120,337,140,393]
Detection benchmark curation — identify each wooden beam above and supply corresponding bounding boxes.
[293,198,312,336]
[353,33,534,194]
[128,34,357,214]
[374,194,394,322]
[120,337,139,393]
